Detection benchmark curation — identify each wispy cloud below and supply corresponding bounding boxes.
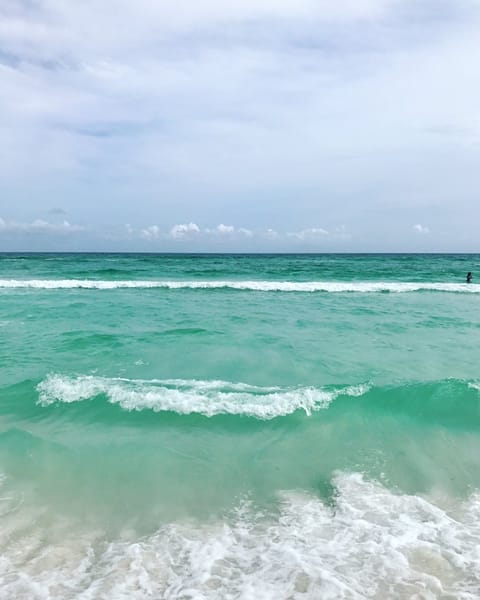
[288,227,329,240]
[0,217,84,234]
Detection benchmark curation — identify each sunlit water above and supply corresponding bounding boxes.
[1,253,480,599]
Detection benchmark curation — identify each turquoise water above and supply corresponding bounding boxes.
[1,253,480,598]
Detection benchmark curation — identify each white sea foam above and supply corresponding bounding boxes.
[36,375,369,419]
[0,472,479,599]
[2,279,480,293]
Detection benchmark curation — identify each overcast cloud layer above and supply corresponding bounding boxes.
[0,0,479,251]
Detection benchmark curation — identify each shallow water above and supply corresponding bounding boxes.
[1,253,480,598]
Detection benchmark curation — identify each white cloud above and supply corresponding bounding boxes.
[129,222,256,242]
[141,225,160,240]
[204,224,253,237]
[413,224,430,234]
[215,224,235,234]
[288,227,329,240]
[169,222,200,239]
[0,0,393,65]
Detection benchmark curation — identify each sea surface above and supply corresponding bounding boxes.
[1,253,480,599]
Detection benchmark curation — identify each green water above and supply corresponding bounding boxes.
[1,253,480,598]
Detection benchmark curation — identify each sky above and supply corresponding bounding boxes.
[0,0,479,252]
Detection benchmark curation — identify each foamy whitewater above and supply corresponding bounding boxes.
[1,279,480,293]
[1,253,480,599]
[37,374,369,418]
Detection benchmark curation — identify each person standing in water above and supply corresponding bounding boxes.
[466,272,473,283]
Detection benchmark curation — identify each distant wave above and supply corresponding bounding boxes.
[2,279,480,293]
[36,375,369,419]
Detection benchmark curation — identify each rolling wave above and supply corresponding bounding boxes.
[36,375,369,419]
[1,279,480,292]
[32,375,480,423]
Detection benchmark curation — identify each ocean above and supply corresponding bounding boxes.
[1,252,480,599]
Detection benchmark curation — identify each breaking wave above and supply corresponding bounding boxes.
[31,375,480,425]
[36,375,369,419]
[1,279,480,292]
[0,472,479,599]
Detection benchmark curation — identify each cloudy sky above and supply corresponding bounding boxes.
[0,0,479,251]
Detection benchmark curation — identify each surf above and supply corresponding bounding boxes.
[35,374,369,418]
[27,374,480,426]
[0,471,479,599]
[1,279,480,292]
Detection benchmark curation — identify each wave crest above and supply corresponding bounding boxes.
[36,375,369,419]
[2,279,480,292]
